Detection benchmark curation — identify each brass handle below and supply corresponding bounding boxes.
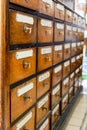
[43,82,48,87]
[24,24,32,34]
[23,60,31,69]
[45,55,51,61]
[66,67,70,71]
[54,113,59,117]
[55,94,60,97]
[42,106,47,111]
[56,73,60,77]
[59,31,63,35]
[24,94,32,102]
[45,29,51,35]
[68,31,72,35]
[25,0,29,3]
[23,126,29,130]
[66,49,69,54]
[57,52,62,57]
[45,3,51,10]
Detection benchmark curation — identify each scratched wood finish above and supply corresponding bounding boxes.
[63,43,71,60]
[62,95,68,111]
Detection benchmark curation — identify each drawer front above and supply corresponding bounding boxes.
[73,14,78,25]
[52,84,60,106]
[52,65,62,86]
[76,55,80,67]
[71,57,76,72]
[63,61,70,78]
[55,3,64,20]
[77,42,81,53]
[64,43,70,60]
[39,0,54,17]
[74,80,79,93]
[38,46,52,71]
[11,107,35,130]
[75,68,80,79]
[38,117,50,130]
[10,0,38,10]
[71,43,77,56]
[52,104,60,125]
[65,9,73,23]
[65,25,72,41]
[81,42,84,52]
[69,87,73,101]
[77,28,82,41]
[38,18,53,43]
[62,77,69,96]
[10,10,36,45]
[62,94,68,111]
[10,48,36,84]
[36,93,50,124]
[37,70,51,98]
[53,45,63,65]
[73,27,77,41]
[54,22,64,42]
[70,72,75,86]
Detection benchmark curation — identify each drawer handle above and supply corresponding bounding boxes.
[45,3,51,10]
[54,113,59,117]
[42,106,47,111]
[23,60,31,69]
[56,73,60,77]
[55,94,60,97]
[45,55,51,61]
[25,0,29,3]
[23,126,29,130]
[66,50,69,54]
[24,24,32,34]
[43,82,48,87]
[45,29,51,35]
[24,94,32,102]
[57,52,62,57]
[59,31,63,35]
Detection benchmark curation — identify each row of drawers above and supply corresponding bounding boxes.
[11,64,82,123]
[10,0,85,27]
[10,44,83,84]
[10,10,84,45]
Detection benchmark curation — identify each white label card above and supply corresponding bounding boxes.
[81,42,84,45]
[39,72,50,82]
[52,85,60,95]
[69,87,73,93]
[77,42,81,46]
[76,69,79,73]
[71,58,75,63]
[41,19,52,27]
[42,0,52,6]
[72,43,76,47]
[64,61,70,67]
[57,3,64,11]
[63,95,68,103]
[40,119,48,130]
[57,23,64,29]
[70,73,74,78]
[66,10,72,16]
[80,65,82,69]
[76,56,80,59]
[65,44,70,49]
[38,95,48,108]
[63,78,69,85]
[52,104,59,115]
[67,26,72,31]
[41,48,52,54]
[73,27,77,31]
[54,66,62,73]
[54,45,62,51]
[16,13,34,24]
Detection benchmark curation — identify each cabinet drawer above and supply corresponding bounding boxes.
[54,22,64,42]
[74,80,79,93]
[37,70,51,98]
[62,77,69,96]
[77,42,81,53]
[11,78,36,122]
[71,57,76,72]
[62,94,68,111]
[65,25,72,41]
[11,107,35,130]
[38,18,53,43]
[36,93,50,124]
[77,28,82,41]
[75,68,80,79]
[52,65,62,86]
[65,9,73,23]
[38,0,54,17]
[10,0,38,10]
[38,46,52,71]
[73,13,78,25]
[76,55,80,67]
[10,10,36,45]
[81,42,84,52]
[71,42,77,56]
[10,48,36,84]
[73,27,77,41]
[52,104,60,125]
[63,60,70,78]
[55,3,64,20]
[64,43,70,60]
[70,72,75,86]
[53,45,63,65]
[69,87,73,102]
[52,84,60,107]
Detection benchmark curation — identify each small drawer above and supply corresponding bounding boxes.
[10,10,37,45]
[38,117,50,130]
[69,87,74,102]
[78,17,82,27]
[73,13,78,25]
[65,9,73,23]
[72,27,77,41]
[11,78,36,122]
[62,94,68,111]
[38,18,53,43]
[52,84,61,106]
[71,57,76,72]
[71,42,77,56]
[62,77,69,96]
[76,55,81,67]
[37,70,51,98]
[79,65,82,77]
[55,3,64,20]
[63,60,70,78]
[80,41,84,52]
[10,0,38,10]
[10,48,36,84]
[53,45,63,65]
[38,0,54,17]
[79,53,83,64]
[77,42,81,53]
[54,22,64,42]
[38,46,52,71]
[64,43,70,60]
[11,107,35,130]
[74,80,79,93]
[65,25,72,41]
[52,104,60,125]
[36,93,50,124]
[77,28,82,41]
[52,65,62,86]
[75,68,80,79]
[70,72,75,86]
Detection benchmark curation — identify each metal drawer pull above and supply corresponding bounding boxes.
[43,82,48,87]
[54,114,59,117]
[45,3,51,10]
[24,24,32,34]
[23,60,31,69]
[57,52,62,57]
[25,0,29,3]
[42,106,47,111]
[24,94,32,102]
[23,126,29,130]
[55,94,60,97]
[56,73,60,77]
[59,31,63,35]
[45,55,51,61]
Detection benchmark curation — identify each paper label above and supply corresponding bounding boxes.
[70,73,74,78]
[41,19,52,27]
[69,87,73,93]
[64,61,70,67]
[78,28,81,32]
[63,78,69,85]
[57,23,64,29]
[52,85,60,95]
[42,0,52,6]
[80,54,83,57]
[66,10,72,16]
[72,43,76,47]
[54,66,62,73]
[39,119,48,130]
[57,3,64,11]
[80,65,82,69]
[67,26,72,31]
[73,27,77,31]
[81,42,84,45]
[16,112,32,130]
[54,45,62,51]
[71,58,75,63]
[16,13,34,24]
[76,69,79,74]
[17,82,33,97]
[77,42,81,46]
[65,44,70,49]
[52,104,59,115]
[39,72,50,82]
[16,50,33,60]
[41,48,52,54]
[76,56,80,60]
[38,95,48,108]
[63,95,68,103]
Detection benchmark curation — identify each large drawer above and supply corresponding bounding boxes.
[65,25,72,41]
[63,60,70,78]
[11,78,36,122]
[11,107,35,130]
[64,43,70,60]
[38,46,52,71]
[10,0,38,10]
[10,48,36,84]
[55,3,64,20]
[54,22,64,42]
[10,10,37,45]
[62,94,68,111]
[37,70,51,98]
[62,77,69,96]
[65,9,73,23]
[38,18,53,43]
